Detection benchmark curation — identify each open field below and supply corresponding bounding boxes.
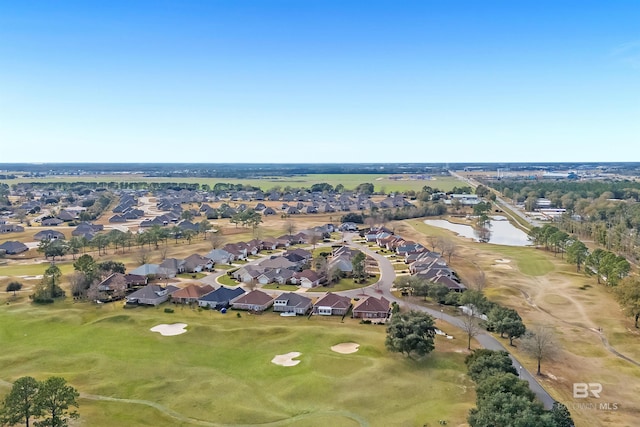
[0,299,475,427]
[401,219,640,427]
[1,173,463,193]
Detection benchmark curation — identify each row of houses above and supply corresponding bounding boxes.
[230,243,374,288]
[124,282,390,319]
[365,227,466,292]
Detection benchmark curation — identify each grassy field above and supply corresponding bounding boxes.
[0,299,475,427]
[1,173,464,193]
[400,217,640,427]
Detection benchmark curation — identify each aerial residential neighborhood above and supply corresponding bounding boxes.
[2,1,639,426]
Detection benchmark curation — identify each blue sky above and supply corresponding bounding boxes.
[1,1,638,163]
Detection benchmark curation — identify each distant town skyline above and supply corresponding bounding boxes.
[1,1,639,163]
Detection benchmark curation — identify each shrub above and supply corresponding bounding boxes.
[164,308,174,313]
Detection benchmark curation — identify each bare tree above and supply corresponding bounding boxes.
[284,219,296,236]
[520,326,558,375]
[426,236,438,251]
[159,245,169,261]
[439,238,457,263]
[469,270,487,292]
[309,233,320,250]
[315,255,329,279]
[86,281,101,302]
[365,216,377,230]
[460,310,481,350]
[136,248,150,266]
[69,272,89,299]
[209,231,225,249]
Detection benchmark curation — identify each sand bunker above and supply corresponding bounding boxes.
[150,323,188,336]
[492,259,513,269]
[271,352,301,366]
[331,343,360,354]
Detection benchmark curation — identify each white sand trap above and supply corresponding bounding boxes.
[331,342,360,354]
[495,258,511,263]
[271,352,301,366]
[492,264,513,270]
[150,323,188,336]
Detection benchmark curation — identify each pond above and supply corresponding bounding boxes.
[424,217,531,247]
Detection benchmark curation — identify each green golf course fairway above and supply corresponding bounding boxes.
[0,300,474,427]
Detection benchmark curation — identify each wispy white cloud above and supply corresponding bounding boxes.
[612,40,640,69]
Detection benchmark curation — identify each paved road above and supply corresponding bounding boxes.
[336,233,556,410]
[448,170,541,229]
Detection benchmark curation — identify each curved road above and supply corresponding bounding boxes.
[336,233,556,410]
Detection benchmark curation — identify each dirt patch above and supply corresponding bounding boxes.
[150,323,187,336]
[491,264,513,270]
[330,343,360,354]
[271,352,301,366]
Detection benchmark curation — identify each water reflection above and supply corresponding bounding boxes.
[424,217,531,247]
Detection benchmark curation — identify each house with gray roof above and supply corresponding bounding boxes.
[198,286,246,309]
[273,292,312,315]
[182,254,213,273]
[259,256,297,271]
[205,249,234,264]
[233,265,264,283]
[34,229,65,241]
[0,241,29,255]
[126,284,179,306]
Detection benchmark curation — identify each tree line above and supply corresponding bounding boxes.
[485,178,640,263]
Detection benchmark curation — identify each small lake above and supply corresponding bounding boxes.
[424,217,531,247]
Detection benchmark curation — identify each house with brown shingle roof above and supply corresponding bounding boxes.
[352,296,391,320]
[231,289,275,312]
[312,293,352,316]
[171,284,215,304]
[291,269,322,288]
[97,273,128,295]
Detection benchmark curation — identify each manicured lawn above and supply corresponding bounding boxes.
[176,272,206,280]
[392,263,409,272]
[486,245,555,276]
[212,264,235,270]
[306,275,380,292]
[0,299,475,427]
[217,274,240,287]
[0,261,75,278]
[261,283,300,292]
